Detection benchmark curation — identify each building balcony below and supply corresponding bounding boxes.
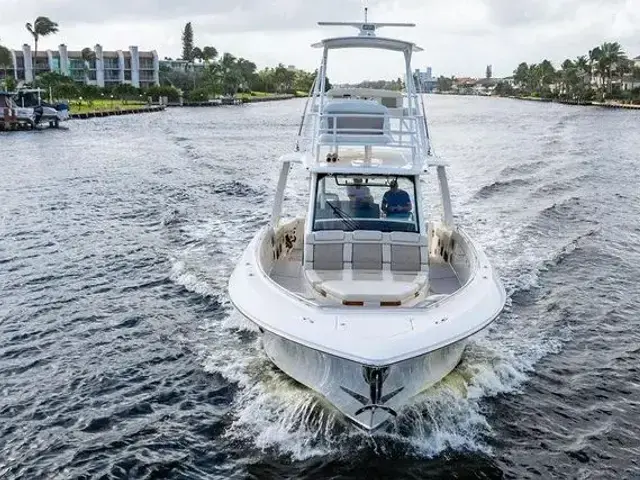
[104,71,121,81]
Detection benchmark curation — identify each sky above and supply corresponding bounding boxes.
[1,0,639,83]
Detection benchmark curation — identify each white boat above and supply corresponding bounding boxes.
[14,88,69,128]
[228,12,506,431]
[0,91,37,129]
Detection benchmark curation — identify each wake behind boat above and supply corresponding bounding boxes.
[228,12,506,431]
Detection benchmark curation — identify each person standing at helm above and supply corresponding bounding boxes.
[381,179,412,217]
[347,177,372,204]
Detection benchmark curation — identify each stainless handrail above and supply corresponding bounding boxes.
[294,76,317,151]
[295,96,430,167]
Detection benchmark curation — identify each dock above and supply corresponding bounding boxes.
[590,101,640,110]
[167,99,242,107]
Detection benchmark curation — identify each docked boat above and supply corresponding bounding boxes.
[0,91,37,129]
[14,88,69,128]
[228,13,506,431]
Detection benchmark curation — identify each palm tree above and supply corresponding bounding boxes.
[575,55,589,80]
[219,53,241,95]
[560,59,574,96]
[258,67,274,92]
[570,55,590,99]
[588,47,602,87]
[81,47,96,84]
[236,58,257,91]
[523,63,536,92]
[598,42,626,94]
[25,17,59,77]
[274,63,295,93]
[513,62,529,91]
[0,40,12,86]
[220,53,236,70]
[538,59,556,88]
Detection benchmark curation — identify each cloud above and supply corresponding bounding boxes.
[0,0,381,31]
[0,0,639,82]
[483,0,570,27]
[482,0,628,28]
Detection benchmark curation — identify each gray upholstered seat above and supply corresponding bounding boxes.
[319,100,392,145]
[304,230,346,271]
[389,232,428,272]
[351,230,383,270]
[302,230,429,303]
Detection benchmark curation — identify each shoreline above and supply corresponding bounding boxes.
[166,94,296,107]
[69,105,166,119]
[22,92,637,126]
[4,94,297,129]
[499,95,640,110]
[243,94,297,103]
[430,92,640,110]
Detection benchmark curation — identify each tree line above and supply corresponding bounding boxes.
[0,17,329,102]
[496,42,640,102]
[340,78,405,91]
[160,22,327,101]
[1,16,60,91]
[0,39,12,89]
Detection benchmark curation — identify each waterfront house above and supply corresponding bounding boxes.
[474,78,500,95]
[451,77,477,94]
[159,58,206,73]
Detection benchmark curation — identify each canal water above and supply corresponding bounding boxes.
[1,96,639,479]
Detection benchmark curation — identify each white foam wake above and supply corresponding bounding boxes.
[194,301,569,461]
[180,194,571,460]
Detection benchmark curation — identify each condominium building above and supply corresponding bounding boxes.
[414,67,437,92]
[8,44,159,88]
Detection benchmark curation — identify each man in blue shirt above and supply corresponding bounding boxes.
[381,179,412,218]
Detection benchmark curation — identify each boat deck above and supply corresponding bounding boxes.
[270,249,461,305]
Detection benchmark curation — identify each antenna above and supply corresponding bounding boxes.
[318,7,415,37]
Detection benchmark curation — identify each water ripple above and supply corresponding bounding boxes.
[1,96,639,479]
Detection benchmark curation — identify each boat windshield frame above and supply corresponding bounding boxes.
[312,173,420,233]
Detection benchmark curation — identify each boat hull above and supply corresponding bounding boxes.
[259,327,467,431]
[228,220,505,429]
